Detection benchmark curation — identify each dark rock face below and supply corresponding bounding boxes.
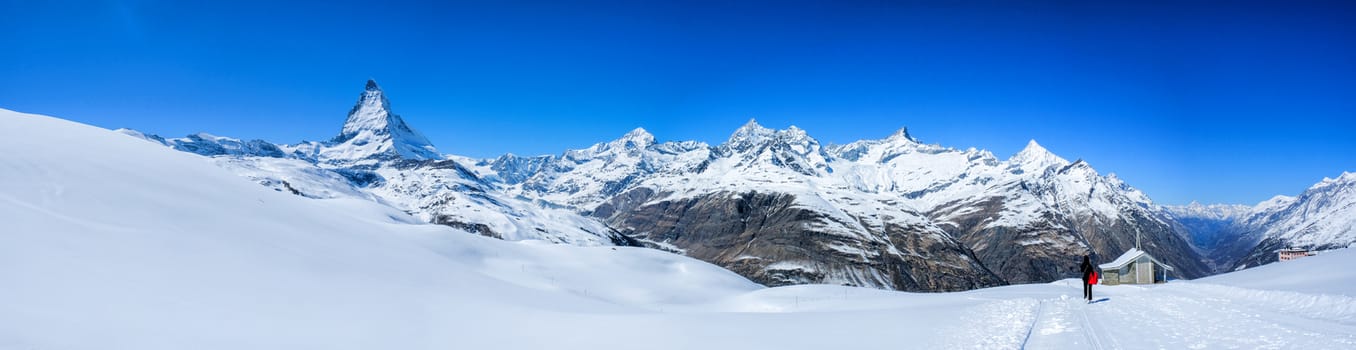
[596,189,1005,292]
[1075,211,1210,280]
[434,215,500,239]
[931,194,1211,285]
[931,196,1091,284]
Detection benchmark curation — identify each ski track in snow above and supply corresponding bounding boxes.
[1015,283,1356,350]
[936,298,1040,349]
[1026,296,1087,349]
[1076,299,1111,350]
[1018,300,1043,349]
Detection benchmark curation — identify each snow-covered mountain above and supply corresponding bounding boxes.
[123,80,629,247]
[128,81,1214,290]
[584,121,1005,291]
[0,107,764,349]
[10,106,1356,349]
[323,79,441,164]
[1228,172,1356,268]
[1166,172,1356,272]
[1165,201,1254,223]
[489,118,1210,288]
[117,80,1356,291]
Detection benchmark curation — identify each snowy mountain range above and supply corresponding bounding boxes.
[121,80,629,247]
[1163,201,1254,269]
[8,105,1356,349]
[117,80,1350,290]
[1165,172,1356,271]
[472,119,1211,288]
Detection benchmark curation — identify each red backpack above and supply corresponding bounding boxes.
[1090,271,1099,285]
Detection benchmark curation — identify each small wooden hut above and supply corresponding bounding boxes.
[1098,248,1174,285]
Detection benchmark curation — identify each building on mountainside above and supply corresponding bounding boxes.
[1099,248,1175,285]
[1278,248,1316,262]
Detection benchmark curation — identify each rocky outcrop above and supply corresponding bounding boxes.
[597,189,1004,292]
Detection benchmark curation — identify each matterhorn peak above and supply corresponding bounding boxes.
[323,80,440,163]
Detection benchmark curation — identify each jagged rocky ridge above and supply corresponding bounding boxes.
[472,119,1214,288]
[129,80,1356,291]
[122,80,631,247]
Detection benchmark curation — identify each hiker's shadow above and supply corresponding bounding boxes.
[1089,297,1111,304]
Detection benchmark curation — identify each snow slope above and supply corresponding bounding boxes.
[1202,247,1356,296]
[6,109,1352,349]
[0,109,754,349]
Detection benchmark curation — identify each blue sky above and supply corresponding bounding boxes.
[2,0,1354,205]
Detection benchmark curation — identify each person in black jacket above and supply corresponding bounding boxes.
[1080,254,1094,302]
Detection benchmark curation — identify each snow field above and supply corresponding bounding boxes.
[4,108,1356,349]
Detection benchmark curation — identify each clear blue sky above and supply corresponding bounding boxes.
[3,0,1354,205]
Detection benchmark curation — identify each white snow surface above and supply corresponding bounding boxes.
[210,156,375,200]
[5,108,1356,349]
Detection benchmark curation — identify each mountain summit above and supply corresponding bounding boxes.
[326,79,440,162]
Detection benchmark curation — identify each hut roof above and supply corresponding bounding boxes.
[1098,248,1174,271]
